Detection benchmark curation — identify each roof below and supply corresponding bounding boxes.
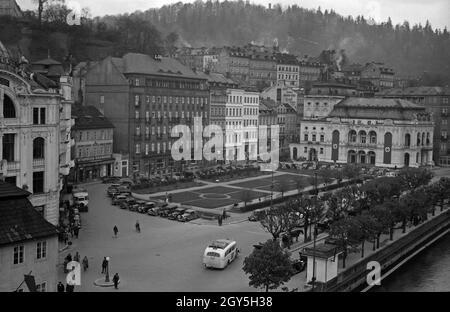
[329,97,428,120]
[377,86,450,96]
[0,181,30,199]
[196,71,236,85]
[32,58,62,66]
[117,53,205,80]
[72,105,114,130]
[341,64,364,72]
[0,181,58,246]
[302,244,342,259]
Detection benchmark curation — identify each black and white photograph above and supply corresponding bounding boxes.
[0,0,450,298]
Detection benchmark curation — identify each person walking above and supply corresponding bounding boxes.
[112,273,120,290]
[135,220,141,233]
[218,215,223,226]
[82,256,89,271]
[57,282,65,293]
[74,226,79,239]
[74,252,80,263]
[113,225,118,238]
[101,257,108,274]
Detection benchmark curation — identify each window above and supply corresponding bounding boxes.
[33,171,44,193]
[37,241,47,260]
[320,134,324,142]
[33,137,45,159]
[2,133,15,162]
[33,108,46,125]
[36,282,47,292]
[135,110,140,119]
[3,94,16,118]
[100,95,105,104]
[320,148,324,154]
[312,134,316,142]
[443,119,448,126]
[13,245,24,264]
[135,78,140,86]
[304,147,308,153]
[136,144,141,154]
[135,95,140,106]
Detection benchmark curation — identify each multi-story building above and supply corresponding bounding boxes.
[298,58,323,86]
[215,47,250,83]
[259,99,278,158]
[223,89,260,162]
[71,105,115,182]
[0,181,59,292]
[84,53,210,177]
[248,51,277,90]
[242,90,260,160]
[276,54,299,88]
[277,103,297,157]
[175,48,219,73]
[261,85,298,111]
[1,55,74,225]
[377,86,450,166]
[290,97,434,168]
[360,62,395,90]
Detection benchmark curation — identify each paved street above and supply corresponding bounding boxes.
[58,182,279,292]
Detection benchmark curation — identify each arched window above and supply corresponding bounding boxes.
[359,130,367,144]
[33,138,45,159]
[348,150,357,164]
[422,133,425,146]
[369,131,377,145]
[348,130,357,143]
[417,133,421,146]
[3,94,16,118]
[405,133,411,147]
[426,133,430,145]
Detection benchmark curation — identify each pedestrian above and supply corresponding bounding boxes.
[112,273,120,290]
[113,225,118,238]
[218,215,223,226]
[57,281,65,293]
[222,209,227,220]
[74,226,79,239]
[66,283,74,292]
[135,220,140,233]
[65,253,72,262]
[63,230,69,245]
[101,257,108,274]
[74,252,80,263]
[82,256,89,271]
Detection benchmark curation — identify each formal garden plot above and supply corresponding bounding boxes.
[157,186,268,209]
[230,174,323,192]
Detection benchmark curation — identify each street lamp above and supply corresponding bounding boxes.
[105,257,110,283]
[311,225,318,291]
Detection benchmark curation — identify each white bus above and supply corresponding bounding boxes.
[203,239,239,269]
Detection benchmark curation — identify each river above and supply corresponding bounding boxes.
[371,233,450,292]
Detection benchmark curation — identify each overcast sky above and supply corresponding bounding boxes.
[17,0,450,30]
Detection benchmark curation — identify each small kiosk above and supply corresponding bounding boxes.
[302,244,343,288]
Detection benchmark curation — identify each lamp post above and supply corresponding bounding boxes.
[311,225,318,291]
[105,257,110,283]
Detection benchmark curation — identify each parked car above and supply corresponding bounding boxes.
[102,176,120,184]
[168,207,187,220]
[177,209,199,222]
[248,208,267,222]
[158,204,179,218]
[129,203,140,212]
[291,255,307,275]
[148,206,162,216]
[112,194,128,206]
[138,202,155,214]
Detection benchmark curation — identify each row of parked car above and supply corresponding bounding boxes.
[107,184,199,222]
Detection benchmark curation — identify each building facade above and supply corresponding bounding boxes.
[276,61,299,88]
[360,62,395,90]
[71,105,114,183]
[290,97,434,168]
[0,67,74,225]
[377,86,450,166]
[85,53,210,178]
[0,181,59,292]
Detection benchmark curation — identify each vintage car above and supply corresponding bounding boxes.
[177,209,199,222]
[168,207,187,220]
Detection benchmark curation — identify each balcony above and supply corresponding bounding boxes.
[33,158,45,169]
[7,161,20,171]
[348,142,377,148]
